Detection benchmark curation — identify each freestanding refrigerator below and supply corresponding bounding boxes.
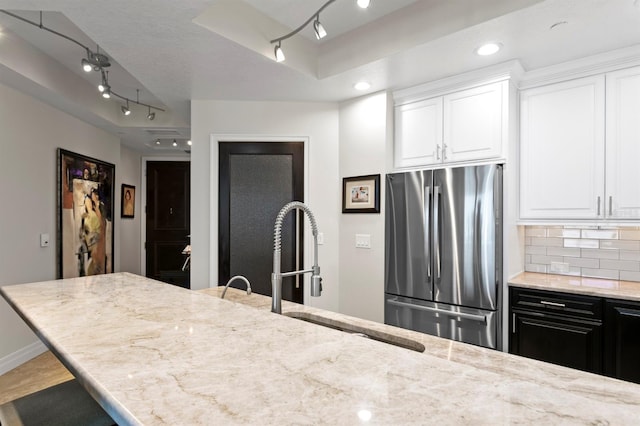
[384,164,503,350]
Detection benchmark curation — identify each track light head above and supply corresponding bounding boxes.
[122,99,131,116]
[147,107,155,120]
[274,41,285,62]
[313,17,327,39]
[101,85,111,99]
[81,58,93,72]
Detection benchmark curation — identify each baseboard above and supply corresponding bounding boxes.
[0,341,47,375]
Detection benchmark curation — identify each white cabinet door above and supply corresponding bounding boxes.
[443,81,505,163]
[520,76,605,219]
[394,98,442,168]
[606,66,640,219]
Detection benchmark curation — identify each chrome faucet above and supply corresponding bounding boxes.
[271,201,322,314]
[221,275,252,299]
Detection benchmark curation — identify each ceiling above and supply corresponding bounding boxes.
[0,0,639,154]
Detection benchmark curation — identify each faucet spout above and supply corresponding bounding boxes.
[221,275,252,299]
[271,201,322,314]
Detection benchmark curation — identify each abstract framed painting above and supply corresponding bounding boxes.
[57,148,115,278]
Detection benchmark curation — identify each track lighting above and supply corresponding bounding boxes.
[121,100,131,116]
[313,16,327,40]
[0,10,165,118]
[172,139,178,147]
[81,58,92,72]
[271,0,369,62]
[274,41,285,62]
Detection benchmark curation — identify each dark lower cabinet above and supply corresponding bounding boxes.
[604,300,640,384]
[509,288,603,374]
[510,286,640,384]
[511,312,603,373]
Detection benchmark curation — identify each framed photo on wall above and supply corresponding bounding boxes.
[57,148,115,279]
[342,174,380,213]
[121,184,135,218]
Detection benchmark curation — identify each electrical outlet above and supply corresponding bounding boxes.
[355,234,371,249]
[40,233,50,247]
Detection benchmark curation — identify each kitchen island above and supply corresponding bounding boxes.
[2,273,640,424]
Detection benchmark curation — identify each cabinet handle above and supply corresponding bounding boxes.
[443,143,448,160]
[609,196,613,216]
[436,144,441,160]
[540,300,565,308]
[512,313,516,334]
[597,196,601,216]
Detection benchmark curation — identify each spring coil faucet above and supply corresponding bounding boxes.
[271,201,322,314]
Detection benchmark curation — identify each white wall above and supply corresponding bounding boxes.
[190,100,340,312]
[338,92,391,322]
[119,146,142,274]
[0,81,140,368]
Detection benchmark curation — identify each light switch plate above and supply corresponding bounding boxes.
[40,233,50,247]
[355,234,371,249]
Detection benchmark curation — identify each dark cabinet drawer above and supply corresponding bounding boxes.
[510,310,603,374]
[511,287,603,321]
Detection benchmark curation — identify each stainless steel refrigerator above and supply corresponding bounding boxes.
[385,164,503,350]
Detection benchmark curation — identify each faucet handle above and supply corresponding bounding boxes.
[311,275,322,297]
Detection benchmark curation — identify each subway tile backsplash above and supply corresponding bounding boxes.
[524,226,640,282]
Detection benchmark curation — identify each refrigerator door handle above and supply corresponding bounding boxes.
[433,185,441,279]
[387,298,487,323]
[425,186,432,279]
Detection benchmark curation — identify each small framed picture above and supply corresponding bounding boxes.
[342,174,380,213]
[121,184,135,218]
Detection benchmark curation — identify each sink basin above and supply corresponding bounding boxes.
[283,311,425,353]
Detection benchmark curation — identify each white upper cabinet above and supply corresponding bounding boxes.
[444,82,505,163]
[394,80,508,169]
[520,65,640,221]
[520,76,605,220]
[394,98,442,168]
[606,67,640,219]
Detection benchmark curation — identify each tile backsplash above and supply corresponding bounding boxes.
[524,226,640,282]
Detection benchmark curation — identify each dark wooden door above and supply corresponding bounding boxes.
[146,161,190,288]
[219,142,304,302]
[604,300,640,384]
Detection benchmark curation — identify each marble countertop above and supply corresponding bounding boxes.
[509,272,640,301]
[3,272,640,425]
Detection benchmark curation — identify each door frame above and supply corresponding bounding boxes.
[209,135,310,297]
[140,155,191,276]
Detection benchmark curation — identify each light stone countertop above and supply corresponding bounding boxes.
[509,271,640,301]
[2,272,640,425]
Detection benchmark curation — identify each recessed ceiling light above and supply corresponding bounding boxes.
[476,42,502,56]
[357,0,371,8]
[187,140,192,146]
[354,81,371,91]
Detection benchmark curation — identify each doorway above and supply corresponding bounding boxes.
[145,161,191,288]
[218,142,304,302]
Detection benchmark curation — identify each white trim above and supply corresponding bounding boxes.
[140,155,190,276]
[0,340,47,375]
[519,44,640,89]
[209,135,310,298]
[393,60,524,105]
